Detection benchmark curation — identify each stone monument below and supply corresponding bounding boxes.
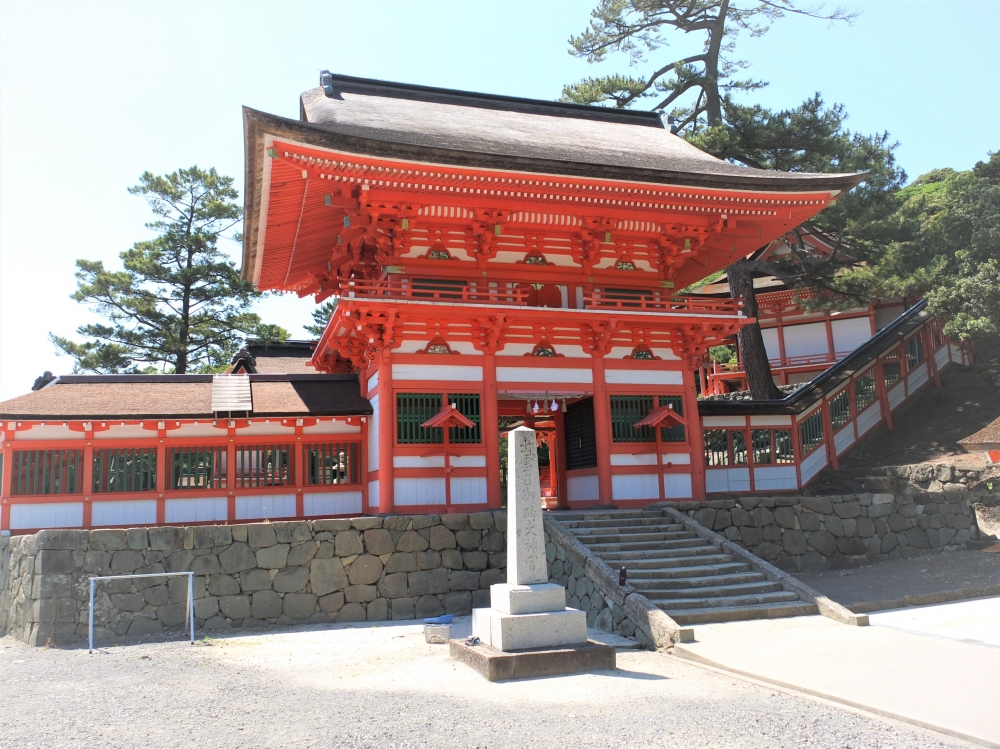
[451,426,615,680]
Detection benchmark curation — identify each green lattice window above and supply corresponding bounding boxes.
[397,393,443,444]
[799,410,824,456]
[307,442,361,485]
[730,430,748,464]
[703,430,730,466]
[882,351,902,389]
[93,448,157,493]
[610,395,685,443]
[751,429,772,464]
[448,394,482,444]
[829,389,851,432]
[235,444,293,488]
[905,334,925,369]
[774,430,794,464]
[659,396,686,443]
[10,449,83,496]
[171,446,227,490]
[854,369,878,411]
[565,398,597,470]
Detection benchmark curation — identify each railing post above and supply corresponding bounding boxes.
[187,572,194,645]
[88,578,95,653]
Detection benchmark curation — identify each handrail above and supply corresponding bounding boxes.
[343,279,529,305]
[712,351,854,374]
[584,290,742,315]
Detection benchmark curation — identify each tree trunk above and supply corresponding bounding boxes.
[728,259,783,399]
[703,0,730,127]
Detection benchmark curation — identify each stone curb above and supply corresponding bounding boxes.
[543,516,693,646]
[659,506,869,627]
[846,584,1000,614]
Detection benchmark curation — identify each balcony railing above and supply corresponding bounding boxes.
[342,280,528,305]
[584,290,742,315]
[712,351,852,374]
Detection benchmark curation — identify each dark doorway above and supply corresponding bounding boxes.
[564,397,597,470]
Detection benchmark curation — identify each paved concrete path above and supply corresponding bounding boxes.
[674,602,1000,747]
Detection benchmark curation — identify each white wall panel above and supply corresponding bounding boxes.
[301,421,361,435]
[761,327,780,360]
[15,425,78,441]
[749,415,792,426]
[935,346,949,369]
[855,402,881,437]
[907,364,929,393]
[394,456,445,468]
[834,425,856,455]
[235,494,296,520]
[705,468,750,494]
[496,367,592,384]
[367,394,380,472]
[367,371,379,393]
[368,480,379,508]
[783,322,829,358]
[450,455,487,468]
[612,474,659,501]
[304,491,362,516]
[887,381,906,409]
[165,497,228,524]
[831,317,873,353]
[450,477,488,505]
[753,466,798,491]
[603,369,683,385]
[92,500,157,527]
[392,364,482,382]
[663,473,693,499]
[96,425,153,440]
[10,502,84,529]
[610,454,657,466]
[703,416,747,427]
[662,453,691,465]
[393,477,446,506]
[800,448,828,485]
[567,474,599,501]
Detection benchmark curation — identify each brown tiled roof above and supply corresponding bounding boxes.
[959,416,1000,450]
[252,356,316,374]
[0,374,371,420]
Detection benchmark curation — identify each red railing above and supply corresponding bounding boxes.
[712,351,853,374]
[342,280,529,305]
[584,290,742,315]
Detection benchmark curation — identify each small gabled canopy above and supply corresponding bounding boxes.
[958,416,1000,451]
[633,404,688,429]
[421,403,475,430]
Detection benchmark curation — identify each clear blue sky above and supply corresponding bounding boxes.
[1,0,997,400]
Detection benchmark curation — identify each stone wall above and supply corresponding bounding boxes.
[866,463,986,493]
[674,492,984,573]
[0,512,507,647]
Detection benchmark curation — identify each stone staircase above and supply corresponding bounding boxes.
[554,509,817,625]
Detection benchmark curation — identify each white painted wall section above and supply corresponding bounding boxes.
[368,480,379,508]
[449,455,487,468]
[612,474,659,501]
[304,491,362,516]
[662,453,691,465]
[450,477,488,504]
[165,497,228,524]
[783,322,830,357]
[834,425,856,455]
[663,473,692,499]
[394,456,445,468]
[235,494,296,520]
[855,402,881,437]
[800,448,827,485]
[705,468,750,493]
[10,502,84,529]
[603,369,683,385]
[567,474,599,502]
[496,367,592,384]
[368,394,380,472]
[610,454,657,466]
[92,500,157,527]
[392,364,483,382]
[907,363,929,393]
[393,477,446,506]
[888,381,906,409]
[754,466,798,491]
[831,317,873,353]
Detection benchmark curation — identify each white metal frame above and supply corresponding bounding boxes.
[89,571,194,653]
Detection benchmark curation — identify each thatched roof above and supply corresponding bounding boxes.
[959,417,1000,451]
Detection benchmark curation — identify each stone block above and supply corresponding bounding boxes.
[468,512,494,530]
[490,583,565,615]
[126,528,148,550]
[414,595,444,618]
[310,558,349,596]
[83,550,112,575]
[334,530,363,556]
[761,525,782,542]
[334,602,367,622]
[385,552,417,573]
[344,585,377,603]
[194,596,219,620]
[391,597,415,620]
[809,529,836,556]
[109,550,144,574]
[833,501,861,519]
[90,530,128,551]
[36,529,89,551]
[440,549,464,570]
[142,585,170,606]
[693,508,717,528]
[410,515,439,531]
[782,530,808,555]
[220,594,251,620]
[429,525,457,551]
[347,555,383,585]
[856,517,876,537]
[239,568,271,592]
[250,590,282,619]
[193,526,232,548]
[366,598,388,621]
[451,638,614,681]
[441,513,468,531]
[481,530,505,553]
[837,537,866,555]
[191,554,221,575]
[449,570,480,591]
[461,550,488,571]
[352,517,384,531]
[887,513,909,532]
[283,593,317,619]
[165,550,195,572]
[157,603,188,627]
[492,511,507,533]
[312,519,352,532]
[740,527,763,546]
[128,616,164,637]
[256,544,290,569]
[773,507,797,529]
[363,529,395,555]
[148,527,185,551]
[473,607,587,652]
[800,497,833,514]
[454,530,481,550]
[247,524,277,548]
[395,530,429,552]
[867,503,892,518]
[409,568,450,596]
[416,550,442,570]
[36,549,75,574]
[220,543,257,574]
[273,521,311,543]
[444,590,473,615]
[378,572,409,599]
[713,510,732,530]
[108,611,133,636]
[167,574,205,602]
[319,591,345,614]
[752,542,780,561]
[752,507,774,527]
[231,525,248,542]
[273,566,310,593]
[731,508,752,527]
[281,541,314,567]
[905,527,929,549]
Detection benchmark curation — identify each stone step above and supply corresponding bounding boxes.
[568,523,688,536]
[657,590,802,611]
[599,546,722,564]
[559,517,680,530]
[579,538,707,553]
[629,571,768,591]
[597,552,734,571]
[666,601,818,626]
[624,561,749,579]
[641,580,785,602]
[553,511,646,522]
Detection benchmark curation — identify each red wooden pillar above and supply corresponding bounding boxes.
[553,406,568,508]
[591,357,613,504]
[0,440,12,532]
[377,355,395,513]
[776,313,787,368]
[294,438,305,518]
[156,441,167,525]
[820,397,839,471]
[226,439,236,522]
[682,366,706,502]
[482,351,501,509]
[924,325,942,389]
[824,316,835,359]
[82,439,95,529]
[875,357,893,431]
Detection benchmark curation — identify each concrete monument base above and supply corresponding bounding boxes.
[472,606,587,651]
[450,638,616,682]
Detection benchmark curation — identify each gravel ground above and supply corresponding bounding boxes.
[0,618,971,749]
[797,549,1000,606]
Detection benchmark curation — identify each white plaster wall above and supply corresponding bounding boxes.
[164,497,228,524]
[612,473,659,501]
[753,466,798,491]
[703,416,747,427]
[604,369,682,385]
[450,477,488,504]
[761,328,780,360]
[304,491,362,516]
[834,424,856,455]
[935,346,950,369]
[799,448,827,485]
[450,455,487,468]
[662,453,691,465]
[301,421,361,435]
[567,474,599,502]
[783,322,829,357]
[888,381,906,409]
[394,456,445,468]
[394,477,446,506]
[368,480,379,508]
[907,363,929,392]
[610,454,657,466]
[91,500,157,527]
[705,468,750,493]
[663,473,692,499]
[10,502,84,529]
[855,402,881,437]
[496,367,592,384]
[235,494,296,520]
[367,394,380,472]
[14,425,78,441]
[392,364,483,382]
[832,317,873,353]
[749,415,792,426]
